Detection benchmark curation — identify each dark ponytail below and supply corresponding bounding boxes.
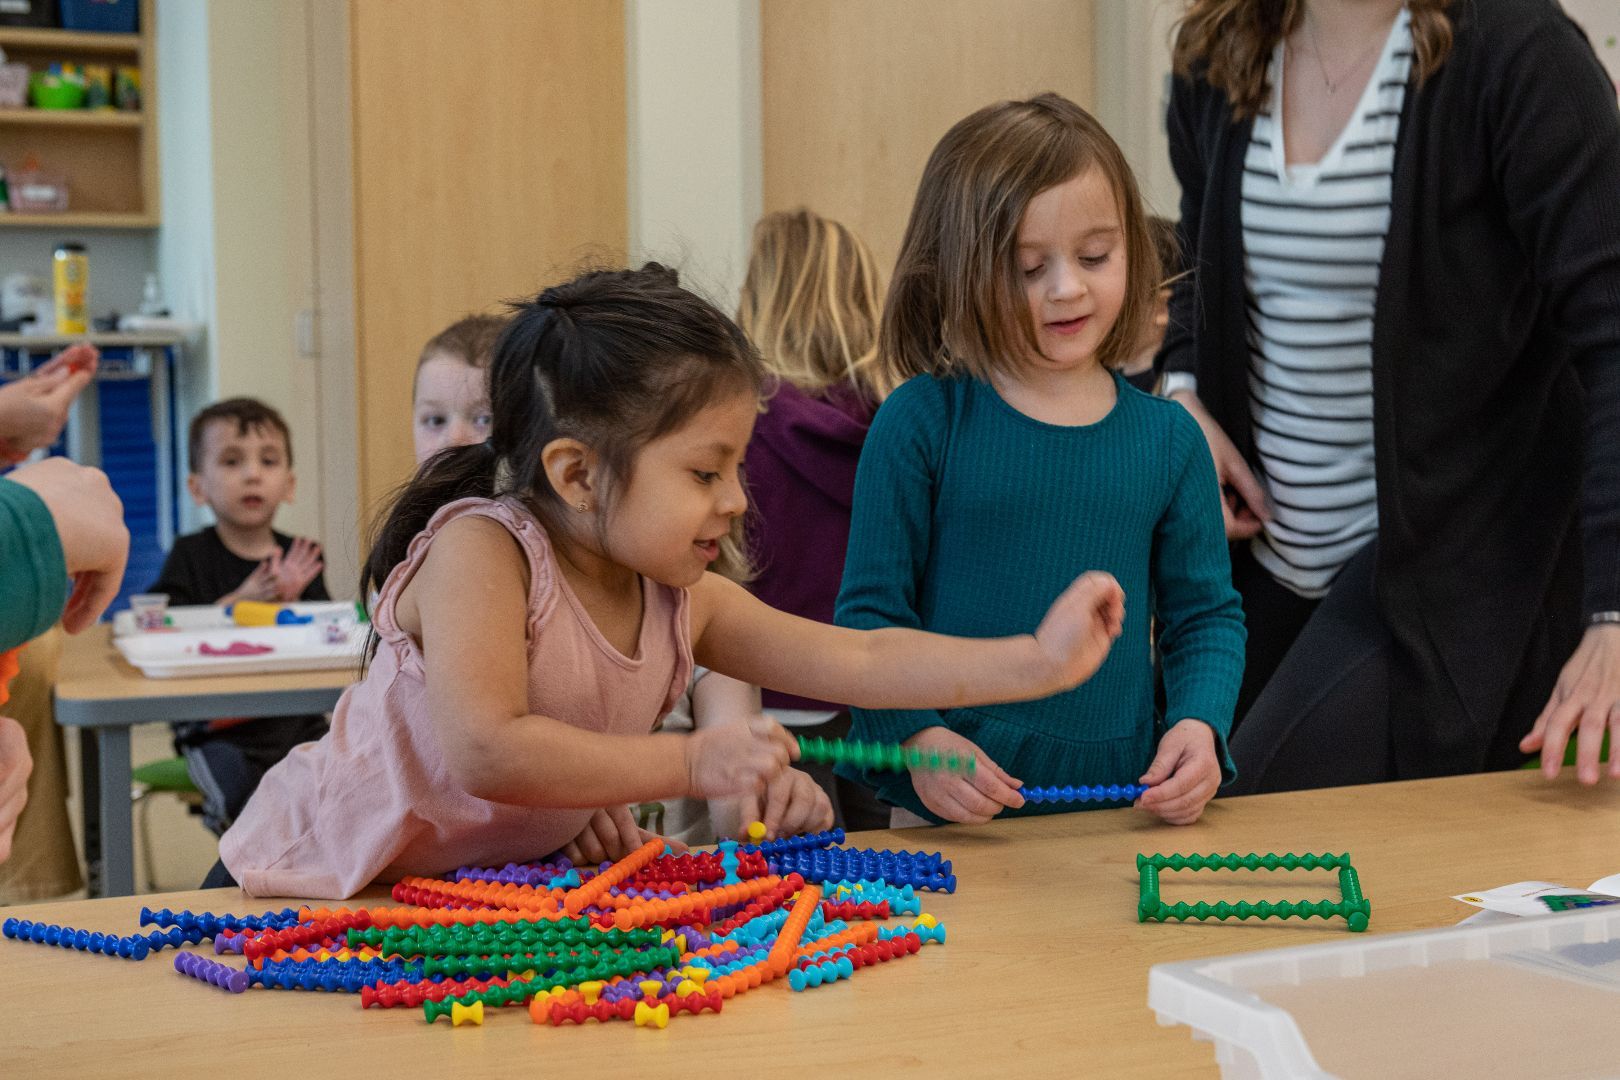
[361,262,763,607]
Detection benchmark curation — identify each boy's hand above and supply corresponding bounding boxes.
[684,716,794,798]
[903,726,1024,825]
[270,538,323,601]
[1034,571,1125,692]
[0,344,98,462]
[732,766,833,840]
[1137,718,1221,825]
[221,560,280,606]
[561,804,686,866]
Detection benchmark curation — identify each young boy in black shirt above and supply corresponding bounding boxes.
[148,398,330,834]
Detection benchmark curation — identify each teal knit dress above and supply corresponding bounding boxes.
[834,372,1246,821]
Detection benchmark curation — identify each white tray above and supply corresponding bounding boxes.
[111,600,361,638]
[1149,906,1620,1079]
[113,623,368,679]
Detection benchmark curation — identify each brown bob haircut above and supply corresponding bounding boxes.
[878,92,1160,388]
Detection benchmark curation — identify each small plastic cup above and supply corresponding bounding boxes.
[129,593,169,632]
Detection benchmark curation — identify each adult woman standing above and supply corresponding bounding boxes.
[1161,0,1620,792]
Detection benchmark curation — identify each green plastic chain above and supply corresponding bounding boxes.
[796,736,976,775]
[1137,851,1371,932]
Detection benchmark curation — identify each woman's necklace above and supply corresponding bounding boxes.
[1304,14,1387,95]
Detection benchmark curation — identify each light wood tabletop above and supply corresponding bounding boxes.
[3,770,1617,1078]
[55,624,359,714]
[53,624,358,897]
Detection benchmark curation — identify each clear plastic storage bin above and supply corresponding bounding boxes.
[1149,906,1620,1079]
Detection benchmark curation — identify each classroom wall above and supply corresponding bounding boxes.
[626,0,761,309]
[760,0,1097,278]
[1092,0,1182,221]
[349,0,628,521]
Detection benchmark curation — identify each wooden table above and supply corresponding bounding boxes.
[3,771,1617,1078]
[53,624,357,898]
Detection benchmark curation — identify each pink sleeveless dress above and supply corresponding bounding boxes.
[220,497,692,898]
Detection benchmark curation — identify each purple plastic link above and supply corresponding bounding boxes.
[452,858,574,885]
[174,951,249,993]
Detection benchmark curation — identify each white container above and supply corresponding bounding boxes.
[113,622,366,679]
[1149,906,1620,1079]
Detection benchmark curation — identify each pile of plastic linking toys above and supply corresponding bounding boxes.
[2,824,953,1030]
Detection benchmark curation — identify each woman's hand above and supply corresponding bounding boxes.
[6,456,128,633]
[1169,389,1270,540]
[1034,571,1126,690]
[0,344,98,462]
[903,726,1024,824]
[1520,624,1620,784]
[1137,718,1221,825]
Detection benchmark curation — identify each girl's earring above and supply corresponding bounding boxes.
[576,502,589,513]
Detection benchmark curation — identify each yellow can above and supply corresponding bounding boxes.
[53,243,89,335]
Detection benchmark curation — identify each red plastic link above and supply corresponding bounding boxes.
[243,913,371,961]
[818,899,892,921]
[360,975,510,1009]
[709,873,804,936]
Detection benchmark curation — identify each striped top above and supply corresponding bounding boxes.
[1240,8,1410,597]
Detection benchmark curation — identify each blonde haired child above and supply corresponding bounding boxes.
[837,94,1245,828]
[735,209,892,831]
[216,263,1125,897]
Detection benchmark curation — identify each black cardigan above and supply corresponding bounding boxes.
[1160,0,1620,776]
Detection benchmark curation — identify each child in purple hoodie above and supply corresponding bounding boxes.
[736,209,893,831]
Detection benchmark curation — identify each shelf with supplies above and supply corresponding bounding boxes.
[0,210,156,228]
[0,0,156,227]
[0,107,141,128]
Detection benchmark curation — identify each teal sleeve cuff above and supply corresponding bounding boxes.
[1168,713,1238,787]
[0,477,70,651]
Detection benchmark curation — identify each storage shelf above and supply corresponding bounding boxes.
[0,107,141,128]
[0,26,140,55]
[0,211,158,229]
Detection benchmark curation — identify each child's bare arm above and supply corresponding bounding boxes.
[689,570,1124,712]
[689,670,760,727]
[413,517,790,806]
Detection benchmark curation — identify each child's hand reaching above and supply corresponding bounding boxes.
[269,538,324,601]
[731,766,834,840]
[1034,571,1125,691]
[561,804,687,866]
[1137,719,1221,825]
[684,717,795,798]
[903,726,1025,824]
[221,560,281,606]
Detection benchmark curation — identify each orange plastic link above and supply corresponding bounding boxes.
[765,883,823,976]
[794,921,880,959]
[608,875,783,930]
[562,838,666,916]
